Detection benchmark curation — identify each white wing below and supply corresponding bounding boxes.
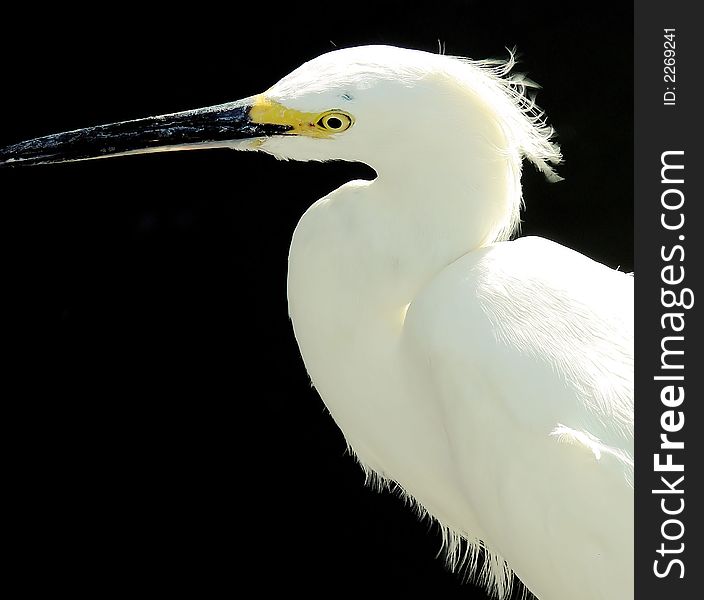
[404,236,633,600]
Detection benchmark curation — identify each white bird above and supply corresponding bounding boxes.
[0,45,633,600]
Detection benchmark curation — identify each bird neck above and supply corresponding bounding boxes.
[367,140,519,305]
[289,111,521,327]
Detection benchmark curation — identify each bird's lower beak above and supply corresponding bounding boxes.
[0,97,292,167]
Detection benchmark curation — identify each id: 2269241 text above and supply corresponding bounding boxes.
[663,29,677,107]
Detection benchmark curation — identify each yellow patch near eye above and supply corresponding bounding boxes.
[249,95,353,138]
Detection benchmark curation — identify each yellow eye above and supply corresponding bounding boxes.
[316,111,353,132]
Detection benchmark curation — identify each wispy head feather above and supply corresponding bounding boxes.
[440,48,562,240]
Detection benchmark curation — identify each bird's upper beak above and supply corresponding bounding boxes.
[0,96,293,167]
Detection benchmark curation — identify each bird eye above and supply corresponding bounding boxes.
[316,111,353,132]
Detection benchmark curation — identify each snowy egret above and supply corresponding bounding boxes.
[0,45,633,600]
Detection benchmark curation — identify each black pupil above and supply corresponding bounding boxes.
[327,117,343,129]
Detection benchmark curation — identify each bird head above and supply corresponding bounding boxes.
[242,45,472,166]
[0,45,560,187]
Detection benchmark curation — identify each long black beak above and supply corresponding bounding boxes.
[0,97,290,167]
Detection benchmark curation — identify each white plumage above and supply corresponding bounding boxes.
[274,47,633,600]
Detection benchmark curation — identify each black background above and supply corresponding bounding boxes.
[2,2,632,597]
